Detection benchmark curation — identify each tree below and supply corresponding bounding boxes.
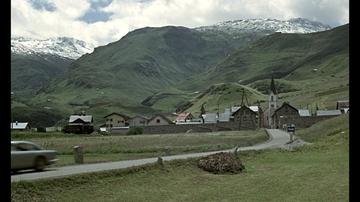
[199,103,206,117]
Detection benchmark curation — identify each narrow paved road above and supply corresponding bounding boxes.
[11,129,292,182]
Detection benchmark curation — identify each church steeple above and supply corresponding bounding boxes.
[270,75,277,95]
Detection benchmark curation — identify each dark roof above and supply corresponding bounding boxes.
[104,112,130,120]
[270,76,277,94]
[148,114,174,124]
[273,102,298,115]
[232,105,257,116]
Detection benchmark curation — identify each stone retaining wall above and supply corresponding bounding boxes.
[277,115,339,128]
[137,121,253,135]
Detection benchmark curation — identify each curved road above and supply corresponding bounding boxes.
[11,129,292,182]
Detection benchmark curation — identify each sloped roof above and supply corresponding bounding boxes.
[104,112,130,120]
[249,106,259,112]
[231,106,241,113]
[69,115,93,123]
[10,122,29,129]
[273,102,298,115]
[232,106,257,115]
[316,110,341,116]
[148,114,174,124]
[298,109,311,117]
[176,112,193,121]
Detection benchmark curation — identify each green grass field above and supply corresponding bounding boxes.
[11,130,268,166]
[11,115,348,201]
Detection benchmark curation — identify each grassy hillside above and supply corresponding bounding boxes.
[181,24,348,112]
[180,24,348,88]
[184,83,266,116]
[16,24,348,127]
[11,53,73,97]
[27,26,262,125]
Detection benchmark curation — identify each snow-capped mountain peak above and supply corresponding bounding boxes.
[194,18,332,34]
[11,36,95,59]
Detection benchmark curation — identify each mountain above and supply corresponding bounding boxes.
[11,36,94,59]
[29,25,250,124]
[14,19,347,127]
[11,36,94,96]
[195,18,331,35]
[180,24,348,113]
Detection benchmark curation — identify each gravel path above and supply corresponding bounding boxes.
[11,129,297,182]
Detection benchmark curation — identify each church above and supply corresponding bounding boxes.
[262,76,300,129]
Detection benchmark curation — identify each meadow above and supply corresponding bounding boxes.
[11,130,268,166]
[11,115,349,201]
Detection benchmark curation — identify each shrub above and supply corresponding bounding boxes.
[126,127,143,135]
[198,152,245,174]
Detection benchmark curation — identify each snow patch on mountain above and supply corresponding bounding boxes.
[11,36,95,59]
[195,18,331,34]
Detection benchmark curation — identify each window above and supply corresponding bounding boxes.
[16,143,41,151]
[156,119,160,123]
[271,96,274,101]
[110,118,113,122]
[271,104,274,107]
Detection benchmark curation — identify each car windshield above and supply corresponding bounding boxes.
[12,142,43,151]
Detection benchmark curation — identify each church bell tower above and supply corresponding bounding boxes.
[268,76,278,128]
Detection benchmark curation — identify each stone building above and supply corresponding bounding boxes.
[147,114,174,126]
[272,102,300,129]
[231,106,257,129]
[128,116,149,127]
[104,113,130,128]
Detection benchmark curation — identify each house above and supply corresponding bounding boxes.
[203,113,218,123]
[316,110,342,116]
[219,108,231,122]
[64,114,94,134]
[272,102,300,129]
[129,116,149,127]
[104,113,130,128]
[147,114,174,126]
[336,100,349,113]
[10,122,31,131]
[298,109,311,117]
[231,106,257,129]
[175,112,194,123]
[249,105,264,128]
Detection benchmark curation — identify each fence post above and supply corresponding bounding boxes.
[73,145,84,164]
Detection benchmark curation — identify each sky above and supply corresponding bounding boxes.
[11,0,349,47]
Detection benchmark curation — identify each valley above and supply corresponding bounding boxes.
[11,18,348,128]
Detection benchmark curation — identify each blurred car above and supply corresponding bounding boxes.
[11,141,58,172]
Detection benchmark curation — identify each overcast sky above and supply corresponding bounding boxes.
[12,0,349,47]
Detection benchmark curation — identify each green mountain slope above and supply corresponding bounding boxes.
[19,24,348,127]
[29,26,265,125]
[178,24,348,111]
[181,24,348,89]
[11,53,73,97]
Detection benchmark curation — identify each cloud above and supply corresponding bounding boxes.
[11,0,349,47]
